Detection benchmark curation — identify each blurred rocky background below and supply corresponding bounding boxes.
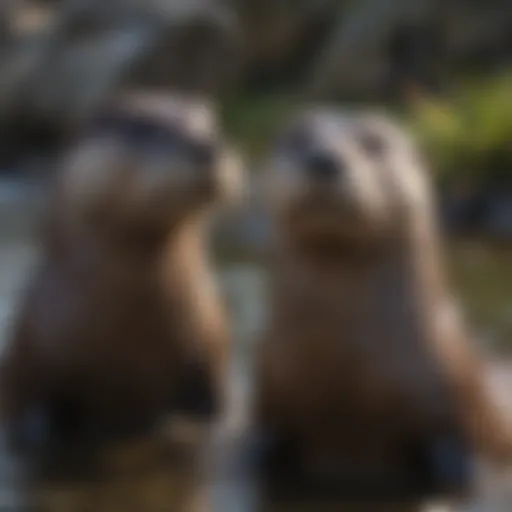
[0,0,511,352]
[0,0,511,237]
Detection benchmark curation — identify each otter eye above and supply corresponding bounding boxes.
[188,140,216,167]
[125,119,173,148]
[358,130,386,157]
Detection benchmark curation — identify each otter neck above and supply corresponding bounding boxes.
[45,214,211,276]
[273,214,449,333]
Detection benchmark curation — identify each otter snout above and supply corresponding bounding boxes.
[190,140,217,168]
[304,150,340,183]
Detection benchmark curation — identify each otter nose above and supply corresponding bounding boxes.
[191,141,217,167]
[305,151,338,182]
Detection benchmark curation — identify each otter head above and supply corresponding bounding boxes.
[262,107,434,256]
[52,91,243,249]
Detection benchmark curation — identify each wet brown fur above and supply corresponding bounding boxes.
[0,91,239,448]
[253,108,512,504]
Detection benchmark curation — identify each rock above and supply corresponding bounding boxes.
[0,0,242,165]
[305,0,512,100]
[229,0,342,87]
[305,0,434,99]
[441,0,512,69]
[0,1,16,40]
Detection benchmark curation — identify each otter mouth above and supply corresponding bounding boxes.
[291,192,361,218]
[285,205,388,261]
[143,174,221,219]
[292,231,384,262]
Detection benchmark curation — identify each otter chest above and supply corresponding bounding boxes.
[278,286,441,414]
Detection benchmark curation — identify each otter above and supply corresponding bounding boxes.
[251,108,512,506]
[0,91,243,453]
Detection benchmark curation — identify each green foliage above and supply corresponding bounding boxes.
[407,73,512,184]
[222,93,298,158]
[222,75,512,186]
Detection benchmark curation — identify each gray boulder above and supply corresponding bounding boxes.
[0,0,242,163]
